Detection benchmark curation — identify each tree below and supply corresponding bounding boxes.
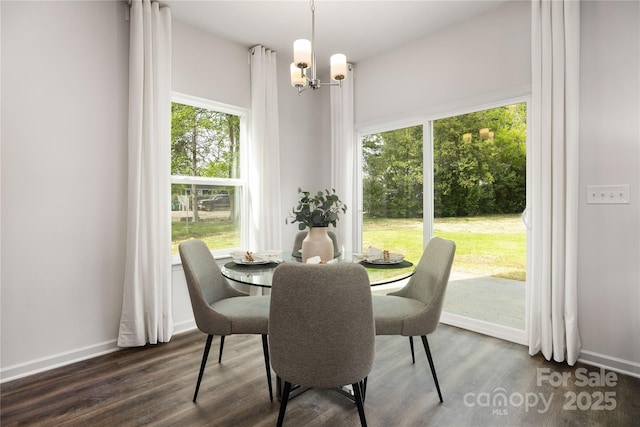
[362,126,423,218]
[433,103,526,217]
[362,103,527,219]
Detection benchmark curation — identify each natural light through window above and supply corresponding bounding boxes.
[170,94,247,255]
[433,102,527,331]
[361,125,424,283]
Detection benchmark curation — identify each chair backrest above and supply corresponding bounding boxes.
[269,263,375,389]
[390,237,456,332]
[179,239,247,334]
[292,230,339,253]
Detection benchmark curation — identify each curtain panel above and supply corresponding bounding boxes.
[330,64,356,253]
[118,0,173,347]
[249,46,283,253]
[528,0,581,365]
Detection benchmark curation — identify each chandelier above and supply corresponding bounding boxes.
[290,0,348,94]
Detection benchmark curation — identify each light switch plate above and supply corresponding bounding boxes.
[586,185,630,204]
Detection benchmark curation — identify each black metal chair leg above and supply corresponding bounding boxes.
[277,381,292,427]
[261,334,273,402]
[421,335,443,403]
[193,334,213,402]
[409,336,415,364]
[218,335,225,363]
[352,382,368,427]
[360,377,367,402]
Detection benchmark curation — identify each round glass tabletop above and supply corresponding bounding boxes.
[220,251,414,288]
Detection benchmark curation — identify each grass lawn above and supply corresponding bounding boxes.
[172,213,526,282]
[363,214,526,281]
[171,218,239,254]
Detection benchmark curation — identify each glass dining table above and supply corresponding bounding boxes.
[220,250,415,288]
[221,250,415,401]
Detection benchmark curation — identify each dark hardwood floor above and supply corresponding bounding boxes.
[2,324,639,426]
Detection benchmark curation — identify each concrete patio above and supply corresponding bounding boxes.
[444,272,525,330]
[373,271,526,330]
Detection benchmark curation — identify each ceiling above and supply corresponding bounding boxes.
[166,0,510,67]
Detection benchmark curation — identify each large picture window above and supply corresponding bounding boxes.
[358,99,529,344]
[171,94,248,256]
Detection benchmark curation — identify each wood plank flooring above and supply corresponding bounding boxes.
[2,325,639,426]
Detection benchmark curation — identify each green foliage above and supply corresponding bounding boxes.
[362,126,423,218]
[171,102,241,225]
[287,188,347,229]
[362,103,527,218]
[171,102,240,178]
[433,103,527,217]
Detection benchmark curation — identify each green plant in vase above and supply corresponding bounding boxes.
[287,188,347,262]
[287,188,347,230]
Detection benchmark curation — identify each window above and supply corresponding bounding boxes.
[360,123,425,283]
[171,93,248,257]
[358,99,529,344]
[432,103,528,335]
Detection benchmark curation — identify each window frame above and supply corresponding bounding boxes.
[171,92,249,263]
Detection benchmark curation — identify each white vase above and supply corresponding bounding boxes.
[301,227,334,263]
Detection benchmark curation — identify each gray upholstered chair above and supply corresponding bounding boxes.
[179,239,272,402]
[292,230,339,254]
[372,237,456,403]
[269,263,375,427]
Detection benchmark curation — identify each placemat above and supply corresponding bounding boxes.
[223,261,280,271]
[291,250,342,259]
[359,260,414,269]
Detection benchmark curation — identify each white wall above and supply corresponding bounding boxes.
[577,0,640,375]
[355,0,531,125]
[1,0,129,377]
[354,0,640,376]
[172,20,251,108]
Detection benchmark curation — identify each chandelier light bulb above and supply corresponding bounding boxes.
[293,39,312,69]
[330,54,347,81]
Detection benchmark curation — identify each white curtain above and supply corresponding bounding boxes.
[118,0,173,347]
[330,64,356,252]
[528,0,581,365]
[249,46,282,252]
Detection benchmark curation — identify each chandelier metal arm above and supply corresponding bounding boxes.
[297,79,343,95]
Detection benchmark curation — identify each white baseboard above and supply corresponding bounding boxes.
[440,311,528,346]
[1,320,199,384]
[173,319,197,335]
[439,313,640,380]
[1,339,120,384]
[578,349,640,379]
[5,319,637,386]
